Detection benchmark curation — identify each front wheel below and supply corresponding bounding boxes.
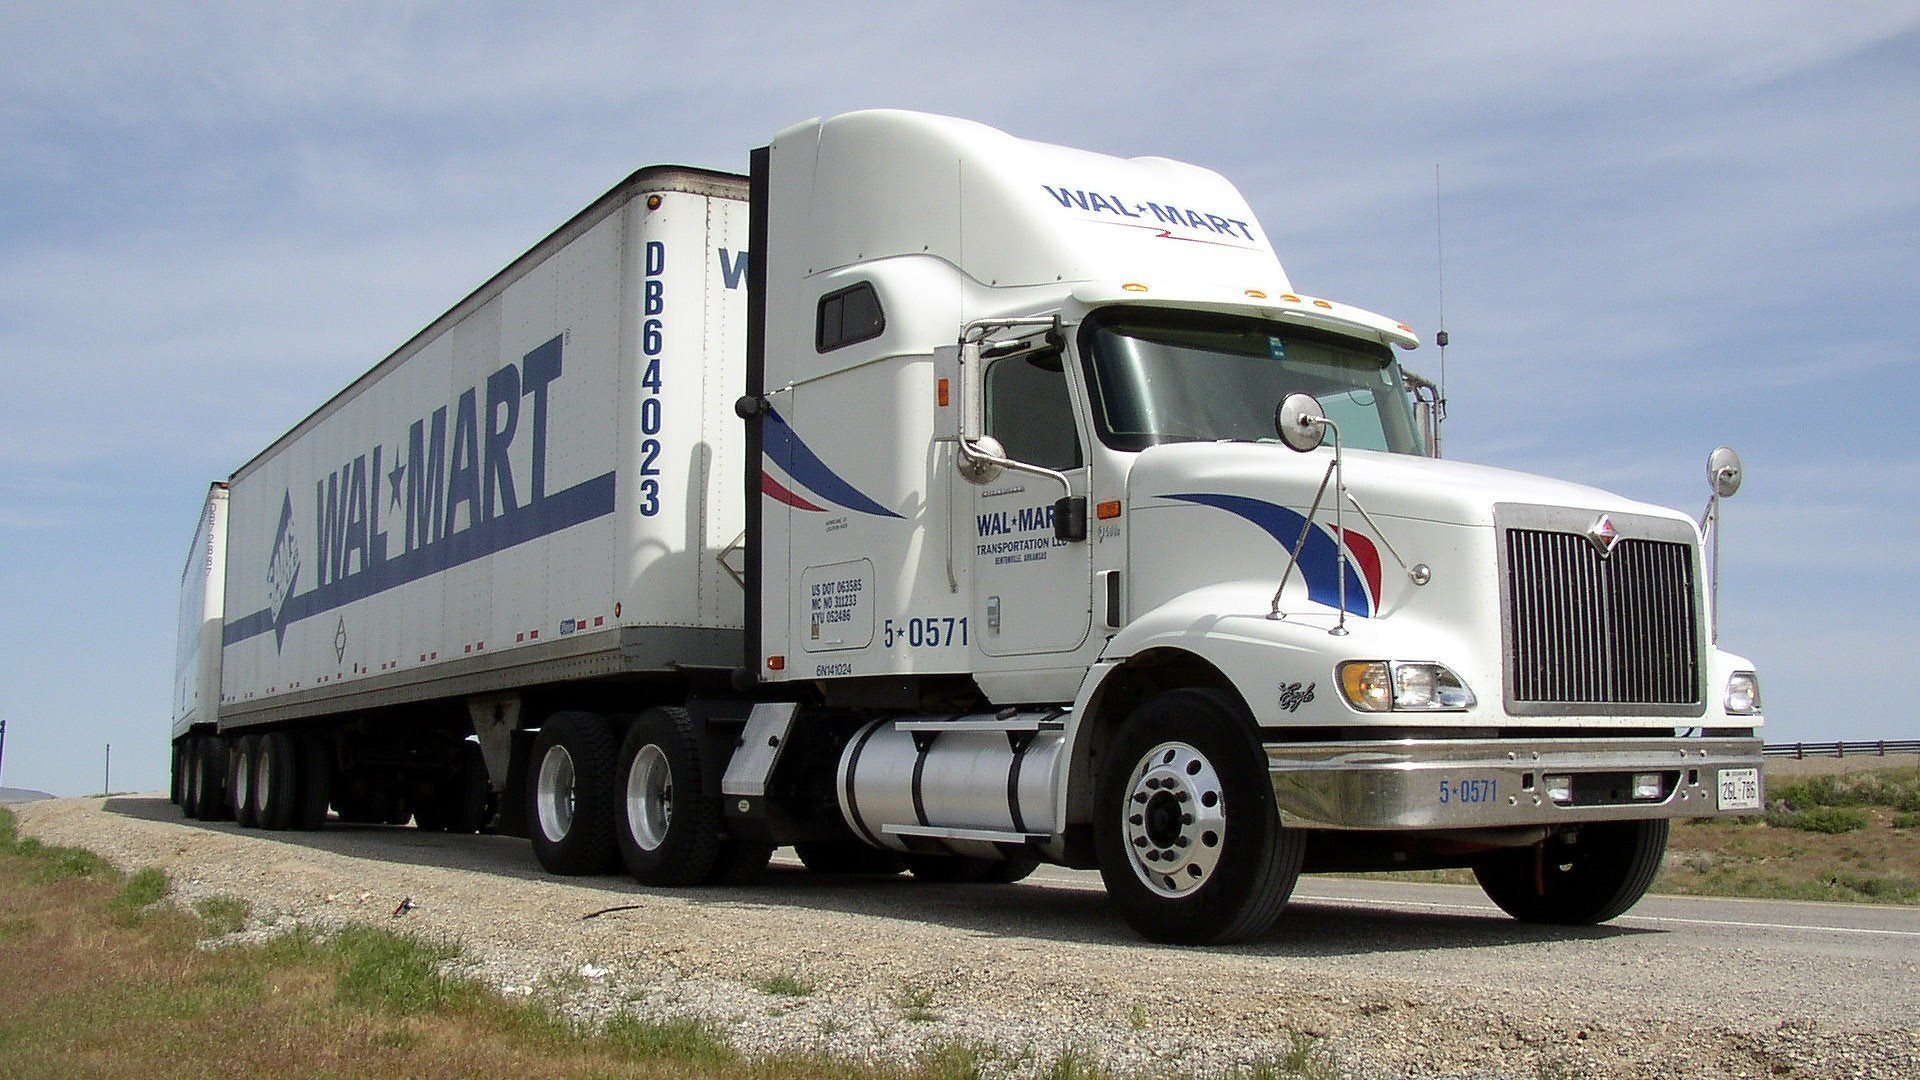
[1474,820,1669,925]
[1093,689,1304,945]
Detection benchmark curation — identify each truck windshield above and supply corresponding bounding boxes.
[1077,307,1423,455]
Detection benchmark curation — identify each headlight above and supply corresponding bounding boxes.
[1725,671,1762,715]
[1337,661,1476,712]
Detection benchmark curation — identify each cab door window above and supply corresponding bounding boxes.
[983,349,1083,470]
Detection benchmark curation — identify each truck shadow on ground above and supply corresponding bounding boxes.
[106,795,1650,957]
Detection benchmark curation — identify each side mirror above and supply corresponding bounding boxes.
[1274,393,1327,453]
[1708,446,1743,498]
[957,434,1006,485]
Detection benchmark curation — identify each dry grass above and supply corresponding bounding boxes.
[0,807,1157,1079]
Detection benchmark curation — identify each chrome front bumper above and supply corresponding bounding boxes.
[1267,736,1764,830]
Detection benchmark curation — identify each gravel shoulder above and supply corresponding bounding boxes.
[17,795,1920,1079]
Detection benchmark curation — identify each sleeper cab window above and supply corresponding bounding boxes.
[815,282,885,352]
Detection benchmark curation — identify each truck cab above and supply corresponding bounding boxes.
[745,110,1762,942]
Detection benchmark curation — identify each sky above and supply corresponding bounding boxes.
[1,3,1915,796]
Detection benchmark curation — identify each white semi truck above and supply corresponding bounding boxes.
[172,110,1765,944]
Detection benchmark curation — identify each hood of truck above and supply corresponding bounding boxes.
[1125,442,1690,531]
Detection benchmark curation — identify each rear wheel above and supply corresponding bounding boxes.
[181,738,203,818]
[254,732,297,830]
[527,712,618,875]
[615,708,725,886]
[229,735,259,827]
[170,742,186,806]
[191,737,228,821]
[1093,688,1304,945]
[1474,820,1669,925]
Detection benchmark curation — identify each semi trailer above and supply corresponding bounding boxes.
[172,110,1765,944]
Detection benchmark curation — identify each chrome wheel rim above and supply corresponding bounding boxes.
[1122,741,1228,898]
[253,745,271,811]
[234,745,253,814]
[535,745,576,843]
[625,744,673,851]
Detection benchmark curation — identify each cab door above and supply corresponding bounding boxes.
[964,346,1093,657]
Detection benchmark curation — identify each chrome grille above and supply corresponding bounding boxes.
[1504,528,1700,708]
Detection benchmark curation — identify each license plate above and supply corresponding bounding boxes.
[1717,767,1761,811]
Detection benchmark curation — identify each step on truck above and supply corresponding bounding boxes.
[171,110,1766,944]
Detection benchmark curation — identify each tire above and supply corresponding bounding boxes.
[197,736,231,822]
[182,738,203,818]
[614,707,725,886]
[254,732,297,831]
[1474,820,1670,925]
[170,742,186,806]
[527,712,619,875]
[794,842,907,876]
[439,742,490,835]
[1093,688,1305,945]
[290,733,331,831]
[905,851,1040,883]
[229,735,259,827]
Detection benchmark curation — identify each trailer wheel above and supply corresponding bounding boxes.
[290,733,330,831]
[1474,820,1669,925]
[614,707,725,886]
[794,842,907,876]
[182,738,203,818]
[1093,688,1304,945]
[527,712,618,875]
[170,742,186,807]
[229,735,260,827]
[192,736,228,821]
[254,732,297,831]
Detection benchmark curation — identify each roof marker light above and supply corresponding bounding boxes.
[1245,289,1268,299]
[1312,299,1333,310]
[1122,282,1149,292]
[646,194,663,210]
[1280,293,1301,303]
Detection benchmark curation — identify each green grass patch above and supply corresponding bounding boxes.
[600,1014,736,1068]
[329,923,473,1013]
[1767,806,1869,834]
[110,867,170,923]
[918,1039,992,1080]
[1231,1031,1342,1079]
[896,983,938,1023]
[1893,812,1920,830]
[1774,769,1920,812]
[754,970,815,998]
[193,894,252,936]
[1035,1046,1116,1080]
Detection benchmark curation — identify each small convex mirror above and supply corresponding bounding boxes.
[957,435,1007,485]
[1708,446,1743,498]
[1274,393,1327,453]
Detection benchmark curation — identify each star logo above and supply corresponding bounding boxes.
[387,457,407,511]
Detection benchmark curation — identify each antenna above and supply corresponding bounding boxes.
[1423,164,1450,458]
[1433,164,1449,399]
